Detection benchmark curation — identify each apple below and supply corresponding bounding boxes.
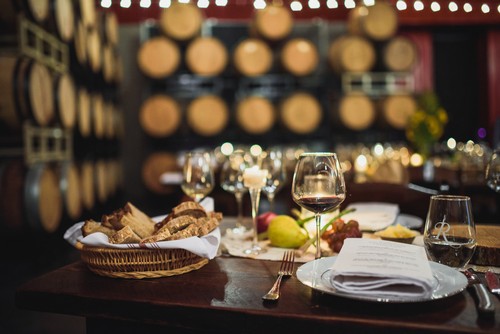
[257,212,277,234]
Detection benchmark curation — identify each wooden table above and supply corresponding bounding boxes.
[16,255,500,334]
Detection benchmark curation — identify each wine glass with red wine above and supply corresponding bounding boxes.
[292,152,346,259]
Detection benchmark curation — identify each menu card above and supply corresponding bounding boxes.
[329,238,434,298]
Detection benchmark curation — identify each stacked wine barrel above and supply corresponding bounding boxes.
[328,1,419,132]
[0,0,123,235]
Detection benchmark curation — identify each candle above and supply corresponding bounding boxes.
[243,166,268,188]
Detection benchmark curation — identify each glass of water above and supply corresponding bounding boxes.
[423,195,477,269]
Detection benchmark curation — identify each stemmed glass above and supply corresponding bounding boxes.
[485,148,500,192]
[220,149,254,232]
[423,195,477,269]
[243,166,268,255]
[259,150,287,212]
[292,152,346,259]
[181,151,214,202]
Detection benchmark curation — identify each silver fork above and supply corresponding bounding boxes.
[262,251,295,301]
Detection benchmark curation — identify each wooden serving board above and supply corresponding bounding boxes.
[471,225,500,267]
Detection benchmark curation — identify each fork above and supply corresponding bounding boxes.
[262,251,295,301]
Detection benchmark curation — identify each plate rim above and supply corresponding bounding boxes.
[296,256,468,303]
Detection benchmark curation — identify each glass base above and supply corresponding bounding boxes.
[230,225,247,234]
[243,244,267,255]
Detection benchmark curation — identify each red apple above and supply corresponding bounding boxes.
[257,212,277,234]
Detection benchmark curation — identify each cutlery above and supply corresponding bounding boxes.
[485,269,500,295]
[262,250,295,301]
[464,269,495,313]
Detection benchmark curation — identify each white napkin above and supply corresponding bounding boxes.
[63,198,220,259]
[342,202,399,231]
[328,238,434,298]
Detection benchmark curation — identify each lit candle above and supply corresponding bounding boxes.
[243,166,268,188]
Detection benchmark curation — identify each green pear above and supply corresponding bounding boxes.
[268,215,308,248]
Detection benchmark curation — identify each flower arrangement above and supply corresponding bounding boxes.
[405,91,448,160]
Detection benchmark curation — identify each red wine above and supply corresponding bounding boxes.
[296,195,345,213]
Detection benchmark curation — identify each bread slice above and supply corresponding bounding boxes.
[118,213,155,239]
[109,226,142,244]
[141,224,172,243]
[82,219,115,237]
[195,216,220,236]
[165,223,199,241]
[155,201,207,231]
[165,215,197,234]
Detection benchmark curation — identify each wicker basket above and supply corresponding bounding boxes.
[80,245,209,279]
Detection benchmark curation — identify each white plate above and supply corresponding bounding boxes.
[296,256,468,303]
[395,214,423,230]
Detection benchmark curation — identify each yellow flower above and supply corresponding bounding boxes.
[437,108,448,124]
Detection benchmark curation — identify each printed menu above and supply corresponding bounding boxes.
[329,238,434,298]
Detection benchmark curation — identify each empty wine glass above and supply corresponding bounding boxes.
[181,151,214,202]
[423,195,477,269]
[485,148,500,192]
[259,150,287,212]
[292,152,346,259]
[220,149,254,232]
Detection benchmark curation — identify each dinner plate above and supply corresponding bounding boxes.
[395,214,423,230]
[296,256,468,303]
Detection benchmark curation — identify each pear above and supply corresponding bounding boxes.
[268,215,308,248]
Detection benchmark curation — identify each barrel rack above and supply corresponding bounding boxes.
[0,16,72,166]
[342,72,415,97]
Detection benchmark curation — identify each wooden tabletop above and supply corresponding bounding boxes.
[16,255,500,334]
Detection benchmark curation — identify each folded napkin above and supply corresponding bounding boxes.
[328,238,434,298]
[63,198,220,259]
[342,202,399,231]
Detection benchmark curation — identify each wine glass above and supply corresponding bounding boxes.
[243,166,268,255]
[423,195,477,269]
[181,151,214,202]
[292,152,346,259]
[259,150,287,212]
[485,148,500,192]
[220,149,254,232]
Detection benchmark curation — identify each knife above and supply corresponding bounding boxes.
[485,270,500,295]
[464,269,495,313]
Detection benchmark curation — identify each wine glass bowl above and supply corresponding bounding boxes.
[181,151,214,202]
[291,152,346,259]
[259,150,287,211]
[243,166,268,255]
[485,148,500,192]
[423,195,477,269]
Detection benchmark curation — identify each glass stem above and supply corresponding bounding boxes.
[315,213,322,259]
[268,194,275,212]
[249,187,261,248]
[235,192,244,227]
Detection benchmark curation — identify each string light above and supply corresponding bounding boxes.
[396,0,407,11]
[215,0,227,6]
[139,0,151,8]
[363,0,375,6]
[448,1,458,12]
[159,0,171,8]
[326,0,338,9]
[481,3,490,13]
[414,1,424,11]
[464,3,473,12]
[197,0,209,8]
[431,1,441,12]
[253,0,266,10]
[120,0,131,8]
[290,1,303,11]
[101,0,112,8]
[308,0,320,9]
[344,0,356,9]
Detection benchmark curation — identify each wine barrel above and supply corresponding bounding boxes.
[22,0,51,24]
[86,28,102,73]
[102,43,114,83]
[159,1,203,41]
[187,95,229,136]
[74,19,87,66]
[328,35,376,73]
[0,55,20,129]
[0,160,25,231]
[77,87,91,138]
[280,92,322,135]
[137,36,180,79]
[24,163,63,234]
[142,152,179,194]
[57,160,82,221]
[77,0,96,29]
[0,0,19,33]
[379,94,417,130]
[92,93,105,139]
[102,11,118,46]
[51,0,75,42]
[335,93,376,131]
[80,160,95,211]
[252,3,292,41]
[18,57,55,126]
[280,38,318,77]
[236,96,275,135]
[94,159,108,204]
[185,37,228,76]
[53,72,77,129]
[139,95,182,138]
[383,36,418,72]
[114,53,123,84]
[347,2,398,41]
[233,38,273,77]
[104,101,115,139]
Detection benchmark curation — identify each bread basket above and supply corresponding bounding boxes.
[78,242,209,279]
